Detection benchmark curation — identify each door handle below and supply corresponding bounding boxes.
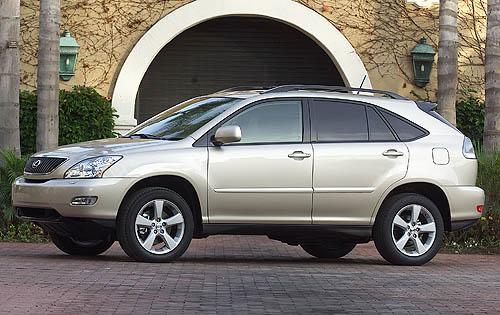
[382,149,404,157]
[288,151,311,160]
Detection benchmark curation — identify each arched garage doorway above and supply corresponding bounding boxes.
[112,0,371,132]
[136,17,343,122]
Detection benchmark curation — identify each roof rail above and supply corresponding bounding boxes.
[263,85,408,100]
[216,86,273,93]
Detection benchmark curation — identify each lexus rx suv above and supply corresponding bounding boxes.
[12,85,484,265]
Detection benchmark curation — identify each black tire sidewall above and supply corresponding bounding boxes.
[301,242,356,259]
[50,233,114,256]
[374,193,444,266]
[117,187,194,262]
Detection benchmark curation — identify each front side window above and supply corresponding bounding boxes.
[126,97,239,140]
[311,100,368,142]
[222,100,303,144]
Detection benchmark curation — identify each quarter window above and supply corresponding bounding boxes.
[311,100,368,142]
[380,110,427,141]
[222,100,303,144]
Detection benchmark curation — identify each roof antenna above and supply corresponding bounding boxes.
[356,75,367,94]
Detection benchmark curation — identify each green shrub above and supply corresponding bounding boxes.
[19,90,37,155]
[20,86,117,154]
[0,150,48,242]
[476,147,500,213]
[456,89,484,144]
[0,149,28,227]
[0,221,47,243]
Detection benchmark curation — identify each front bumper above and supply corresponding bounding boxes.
[12,176,136,220]
[444,185,484,229]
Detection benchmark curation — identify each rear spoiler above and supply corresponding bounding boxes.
[415,101,438,112]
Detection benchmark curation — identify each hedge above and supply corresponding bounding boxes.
[456,89,484,144]
[20,86,117,155]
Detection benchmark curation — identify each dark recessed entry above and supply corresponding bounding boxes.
[136,16,344,123]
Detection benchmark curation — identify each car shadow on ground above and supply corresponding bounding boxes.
[16,251,387,266]
[177,256,387,266]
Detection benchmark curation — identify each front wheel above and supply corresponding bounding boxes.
[50,233,114,256]
[373,193,444,266]
[301,241,356,259]
[117,187,194,262]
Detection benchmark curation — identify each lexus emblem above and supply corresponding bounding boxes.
[32,160,42,168]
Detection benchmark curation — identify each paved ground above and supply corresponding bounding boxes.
[0,237,498,314]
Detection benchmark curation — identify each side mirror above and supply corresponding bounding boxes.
[212,125,241,146]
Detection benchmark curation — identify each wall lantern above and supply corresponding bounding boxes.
[59,30,80,81]
[410,37,436,87]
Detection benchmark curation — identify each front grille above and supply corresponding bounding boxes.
[24,157,67,174]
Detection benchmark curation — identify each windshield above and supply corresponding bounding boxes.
[126,97,239,140]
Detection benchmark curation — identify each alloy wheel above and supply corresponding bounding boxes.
[391,204,436,257]
[134,199,185,255]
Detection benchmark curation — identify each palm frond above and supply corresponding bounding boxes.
[0,149,28,226]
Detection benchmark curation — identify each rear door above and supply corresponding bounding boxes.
[310,99,409,225]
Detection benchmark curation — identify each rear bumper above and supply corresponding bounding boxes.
[443,186,484,222]
[12,176,135,220]
[450,219,478,231]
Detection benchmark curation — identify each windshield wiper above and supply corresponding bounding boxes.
[161,137,184,141]
[122,133,163,140]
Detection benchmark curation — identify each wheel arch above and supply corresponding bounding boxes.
[117,175,203,236]
[373,182,451,231]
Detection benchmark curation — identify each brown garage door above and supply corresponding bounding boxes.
[136,16,344,123]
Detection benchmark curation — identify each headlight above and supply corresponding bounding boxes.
[462,136,476,159]
[64,156,122,178]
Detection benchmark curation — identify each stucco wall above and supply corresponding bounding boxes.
[20,0,486,101]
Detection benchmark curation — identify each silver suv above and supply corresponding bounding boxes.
[12,85,484,265]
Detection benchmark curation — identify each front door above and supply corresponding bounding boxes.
[208,99,313,223]
[309,99,409,225]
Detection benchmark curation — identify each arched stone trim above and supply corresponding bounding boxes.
[112,0,372,132]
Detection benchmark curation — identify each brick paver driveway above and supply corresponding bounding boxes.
[0,236,498,314]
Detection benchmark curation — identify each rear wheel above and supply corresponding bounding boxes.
[301,241,356,259]
[117,187,194,262]
[50,233,114,256]
[373,193,443,266]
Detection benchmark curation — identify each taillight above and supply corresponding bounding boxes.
[462,136,476,159]
[476,205,484,213]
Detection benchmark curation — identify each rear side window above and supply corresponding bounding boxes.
[311,100,368,142]
[380,110,427,141]
[367,107,396,141]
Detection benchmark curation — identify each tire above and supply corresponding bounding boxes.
[50,233,114,256]
[117,187,194,262]
[373,193,444,266]
[301,241,356,259]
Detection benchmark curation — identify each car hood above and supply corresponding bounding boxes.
[33,137,185,159]
[25,137,191,179]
